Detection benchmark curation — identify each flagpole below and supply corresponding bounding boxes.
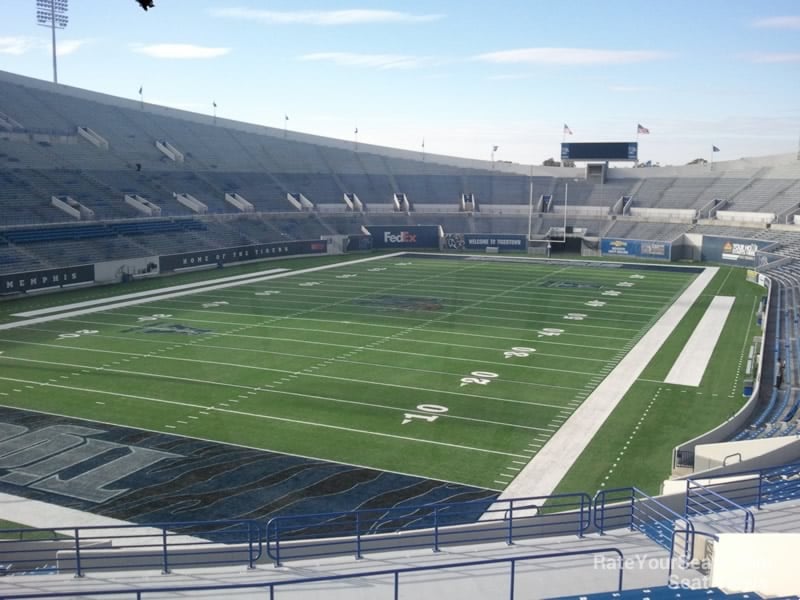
[284,115,288,139]
[710,146,714,172]
[213,102,217,126]
[354,127,358,151]
[421,138,425,162]
[139,86,143,110]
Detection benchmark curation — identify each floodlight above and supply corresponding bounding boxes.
[35,0,69,84]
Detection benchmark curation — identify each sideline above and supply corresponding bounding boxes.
[485,266,719,508]
[11,268,290,317]
[0,492,207,545]
[0,253,403,332]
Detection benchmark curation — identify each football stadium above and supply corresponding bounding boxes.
[0,2,799,598]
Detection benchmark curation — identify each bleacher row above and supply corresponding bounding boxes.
[734,263,800,440]
[2,71,800,229]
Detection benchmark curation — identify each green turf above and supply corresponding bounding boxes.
[0,519,60,540]
[0,255,702,490]
[553,265,763,496]
[0,253,360,324]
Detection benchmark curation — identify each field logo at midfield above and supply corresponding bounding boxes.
[124,323,213,335]
[0,423,180,503]
[354,295,443,312]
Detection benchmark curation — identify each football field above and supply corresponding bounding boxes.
[0,255,698,490]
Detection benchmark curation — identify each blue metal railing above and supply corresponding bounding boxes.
[266,492,592,566]
[685,479,755,533]
[686,461,800,511]
[0,547,625,600]
[593,487,694,561]
[0,519,262,577]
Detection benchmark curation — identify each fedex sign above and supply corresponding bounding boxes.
[369,226,440,248]
[384,231,417,244]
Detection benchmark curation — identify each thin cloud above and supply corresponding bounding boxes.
[488,73,533,81]
[753,16,800,29]
[747,52,800,63]
[57,39,91,57]
[299,52,435,70]
[475,47,671,66]
[211,8,443,26]
[0,36,42,55]
[131,44,231,59]
[609,85,656,93]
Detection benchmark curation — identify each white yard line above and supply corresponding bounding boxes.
[664,296,736,387]
[0,354,569,410]
[158,296,652,327]
[0,376,526,459]
[54,316,632,352]
[484,266,719,508]
[0,337,596,392]
[0,253,405,332]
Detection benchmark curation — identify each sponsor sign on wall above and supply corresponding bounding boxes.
[367,226,440,249]
[701,236,773,266]
[159,240,327,272]
[600,238,672,260]
[0,264,95,293]
[445,233,528,252]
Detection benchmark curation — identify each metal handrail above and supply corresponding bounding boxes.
[0,519,262,577]
[687,461,800,510]
[593,487,694,562]
[266,492,592,566]
[685,479,756,533]
[0,547,625,600]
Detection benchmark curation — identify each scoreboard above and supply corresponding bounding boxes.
[561,142,638,162]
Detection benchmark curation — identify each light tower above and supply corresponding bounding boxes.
[36,0,69,84]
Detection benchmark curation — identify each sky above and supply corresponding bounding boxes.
[1,0,799,166]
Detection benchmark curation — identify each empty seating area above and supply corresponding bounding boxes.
[733,266,800,440]
[730,179,798,213]
[656,177,720,209]
[631,177,677,207]
[0,242,47,274]
[2,69,800,238]
[604,221,689,241]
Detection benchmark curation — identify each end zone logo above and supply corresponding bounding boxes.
[384,231,417,243]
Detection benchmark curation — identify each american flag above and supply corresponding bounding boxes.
[637,123,650,134]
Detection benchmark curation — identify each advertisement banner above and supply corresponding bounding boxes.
[0,264,95,293]
[701,236,774,266]
[600,238,672,260]
[160,240,327,272]
[445,233,528,252]
[367,226,440,249]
